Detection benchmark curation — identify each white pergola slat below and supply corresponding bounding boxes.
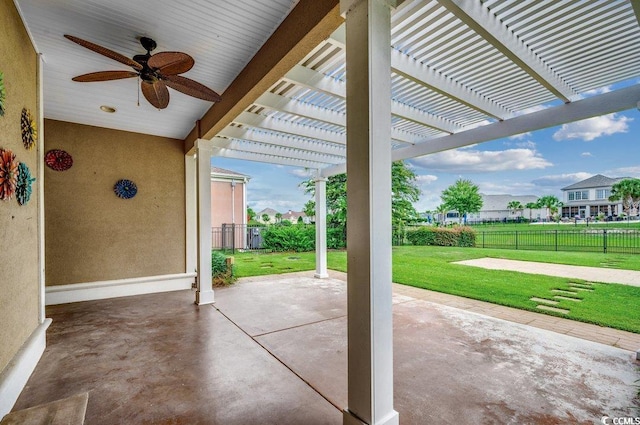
[208,0,640,179]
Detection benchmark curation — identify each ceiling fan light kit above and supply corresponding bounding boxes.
[64,35,222,109]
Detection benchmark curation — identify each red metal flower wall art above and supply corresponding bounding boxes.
[0,148,19,200]
[45,149,73,171]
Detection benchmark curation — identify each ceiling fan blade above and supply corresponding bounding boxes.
[64,34,143,71]
[162,75,222,102]
[141,80,169,109]
[72,71,139,82]
[148,52,194,75]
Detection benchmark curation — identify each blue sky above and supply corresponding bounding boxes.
[212,103,640,214]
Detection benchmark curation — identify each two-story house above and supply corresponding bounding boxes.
[560,174,626,219]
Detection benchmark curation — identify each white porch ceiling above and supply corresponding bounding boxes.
[206,0,640,177]
[14,0,300,139]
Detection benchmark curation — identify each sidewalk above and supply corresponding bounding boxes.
[326,270,640,352]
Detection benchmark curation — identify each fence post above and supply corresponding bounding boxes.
[515,231,518,250]
[482,231,485,248]
[603,229,607,254]
[555,230,558,251]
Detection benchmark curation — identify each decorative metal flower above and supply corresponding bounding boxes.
[45,149,73,171]
[0,71,6,117]
[0,148,18,200]
[21,108,37,150]
[114,179,137,199]
[16,162,35,206]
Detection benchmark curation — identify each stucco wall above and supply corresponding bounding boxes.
[211,180,245,227]
[0,0,40,373]
[44,119,186,286]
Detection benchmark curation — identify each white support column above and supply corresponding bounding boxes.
[314,174,329,279]
[195,139,215,305]
[342,0,399,424]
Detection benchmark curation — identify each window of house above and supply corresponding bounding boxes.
[596,189,610,199]
[568,190,588,201]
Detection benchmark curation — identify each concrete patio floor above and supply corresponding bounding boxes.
[14,272,640,424]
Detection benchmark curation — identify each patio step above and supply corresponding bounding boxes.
[536,305,570,314]
[553,295,582,302]
[530,297,559,305]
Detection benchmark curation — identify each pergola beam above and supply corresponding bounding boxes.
[211,137,345,165]
[210,144,332,169]
[183,0,343,152]
[437,0,579,102]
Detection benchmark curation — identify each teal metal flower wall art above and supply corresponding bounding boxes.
[114,179,137,199]
[0,148,18,200]
[0,71,6,117]
[45,149,73,171]
[16,162,35,205]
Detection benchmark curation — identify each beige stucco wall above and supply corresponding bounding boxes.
[44,119,186,286]
[0,0,40,373]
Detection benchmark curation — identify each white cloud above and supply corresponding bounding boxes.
[581,152,593,157]
[606,166,640,178]
[288,168,315,179]
[508,132,532,140]
[477,181,536,195]
[411,148,552,173]
[553,114,631,141]
[416,174,438,184]
[531,172,593,187]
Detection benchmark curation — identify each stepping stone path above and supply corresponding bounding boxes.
[530,282,595,315]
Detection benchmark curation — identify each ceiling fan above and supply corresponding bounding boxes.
[64,35,222,109]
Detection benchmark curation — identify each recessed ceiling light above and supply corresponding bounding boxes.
[100,105,116,113]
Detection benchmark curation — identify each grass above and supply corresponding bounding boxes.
[232,247,640,333]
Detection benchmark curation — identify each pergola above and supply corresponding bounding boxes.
[12,0,640,424]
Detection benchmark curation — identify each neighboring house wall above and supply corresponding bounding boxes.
[211,169,248,249]
[257,208,279,223]
[560,175,625,218]
[463,195,545,223]
[0,0,42,409]
[44,120,186,286]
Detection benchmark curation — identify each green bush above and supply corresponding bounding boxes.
[327,226,346,249]
[407,226,476,247]
[211,251,236,286]
[262,225,315,252]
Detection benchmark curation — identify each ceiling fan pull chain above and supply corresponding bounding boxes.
[137,81,140,107]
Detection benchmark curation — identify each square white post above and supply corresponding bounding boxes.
[195,139,215,305]
[342,0,399,424]
[314,174,329,278]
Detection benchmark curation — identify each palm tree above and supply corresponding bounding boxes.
[435,204,448,225]
[524,202,538,222]
[261,213,270,224]
[275,212,283,223]
[506,200,523,220]
[536,195,561,222]
[609,178,640,219]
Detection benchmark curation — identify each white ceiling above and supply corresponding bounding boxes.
[14,0,300,139]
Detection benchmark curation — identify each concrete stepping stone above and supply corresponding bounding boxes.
[551,289,579,295]
[568,286,593,292]
[530,297,559,305]
[536,305,569,314]
[568,282,593,288]
[553,295,582,302]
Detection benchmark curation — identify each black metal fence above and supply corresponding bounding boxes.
[212,224,266,252]
[477,229,640,254]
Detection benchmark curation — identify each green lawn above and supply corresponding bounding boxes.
[232,247,640,333]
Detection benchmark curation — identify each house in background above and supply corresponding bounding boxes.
[257,207,279,224]
[464,194,546,223]
[211,167,250,250]
[561,174,627,219]
[282,210,310,224]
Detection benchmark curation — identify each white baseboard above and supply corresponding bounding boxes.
[0,319,52,418]
[45,273,196,305]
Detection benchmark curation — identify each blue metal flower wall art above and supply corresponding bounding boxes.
[16,162,35,205]
[114,179,137,199]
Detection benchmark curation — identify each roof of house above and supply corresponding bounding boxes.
[480,194,540,211]
[561,174,624,191]
[282,210,306,219]
[258,208,279,216]
[211,167,250,180]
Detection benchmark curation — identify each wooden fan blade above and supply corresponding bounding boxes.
[147,52,194,75]
[162,75,222,102]
[64,34,143,71]
[141,80,169,109]
[72,71,139,82]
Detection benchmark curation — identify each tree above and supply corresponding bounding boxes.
[275,212,282,223]
[247,207,256,222]
[524,202,538,221]
[303,200,315,220]
[301,161,421,228]
[507,200,523,219]
[261,213,270,224]
[609,178,640,218]
[536,195,561,221]
[440,179,483,224]
[435,204,448,225]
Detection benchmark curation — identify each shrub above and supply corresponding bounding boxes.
[211,251,236,286]
[262,224,315,252]
[327,225,346,249]
[406,226,476,247]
